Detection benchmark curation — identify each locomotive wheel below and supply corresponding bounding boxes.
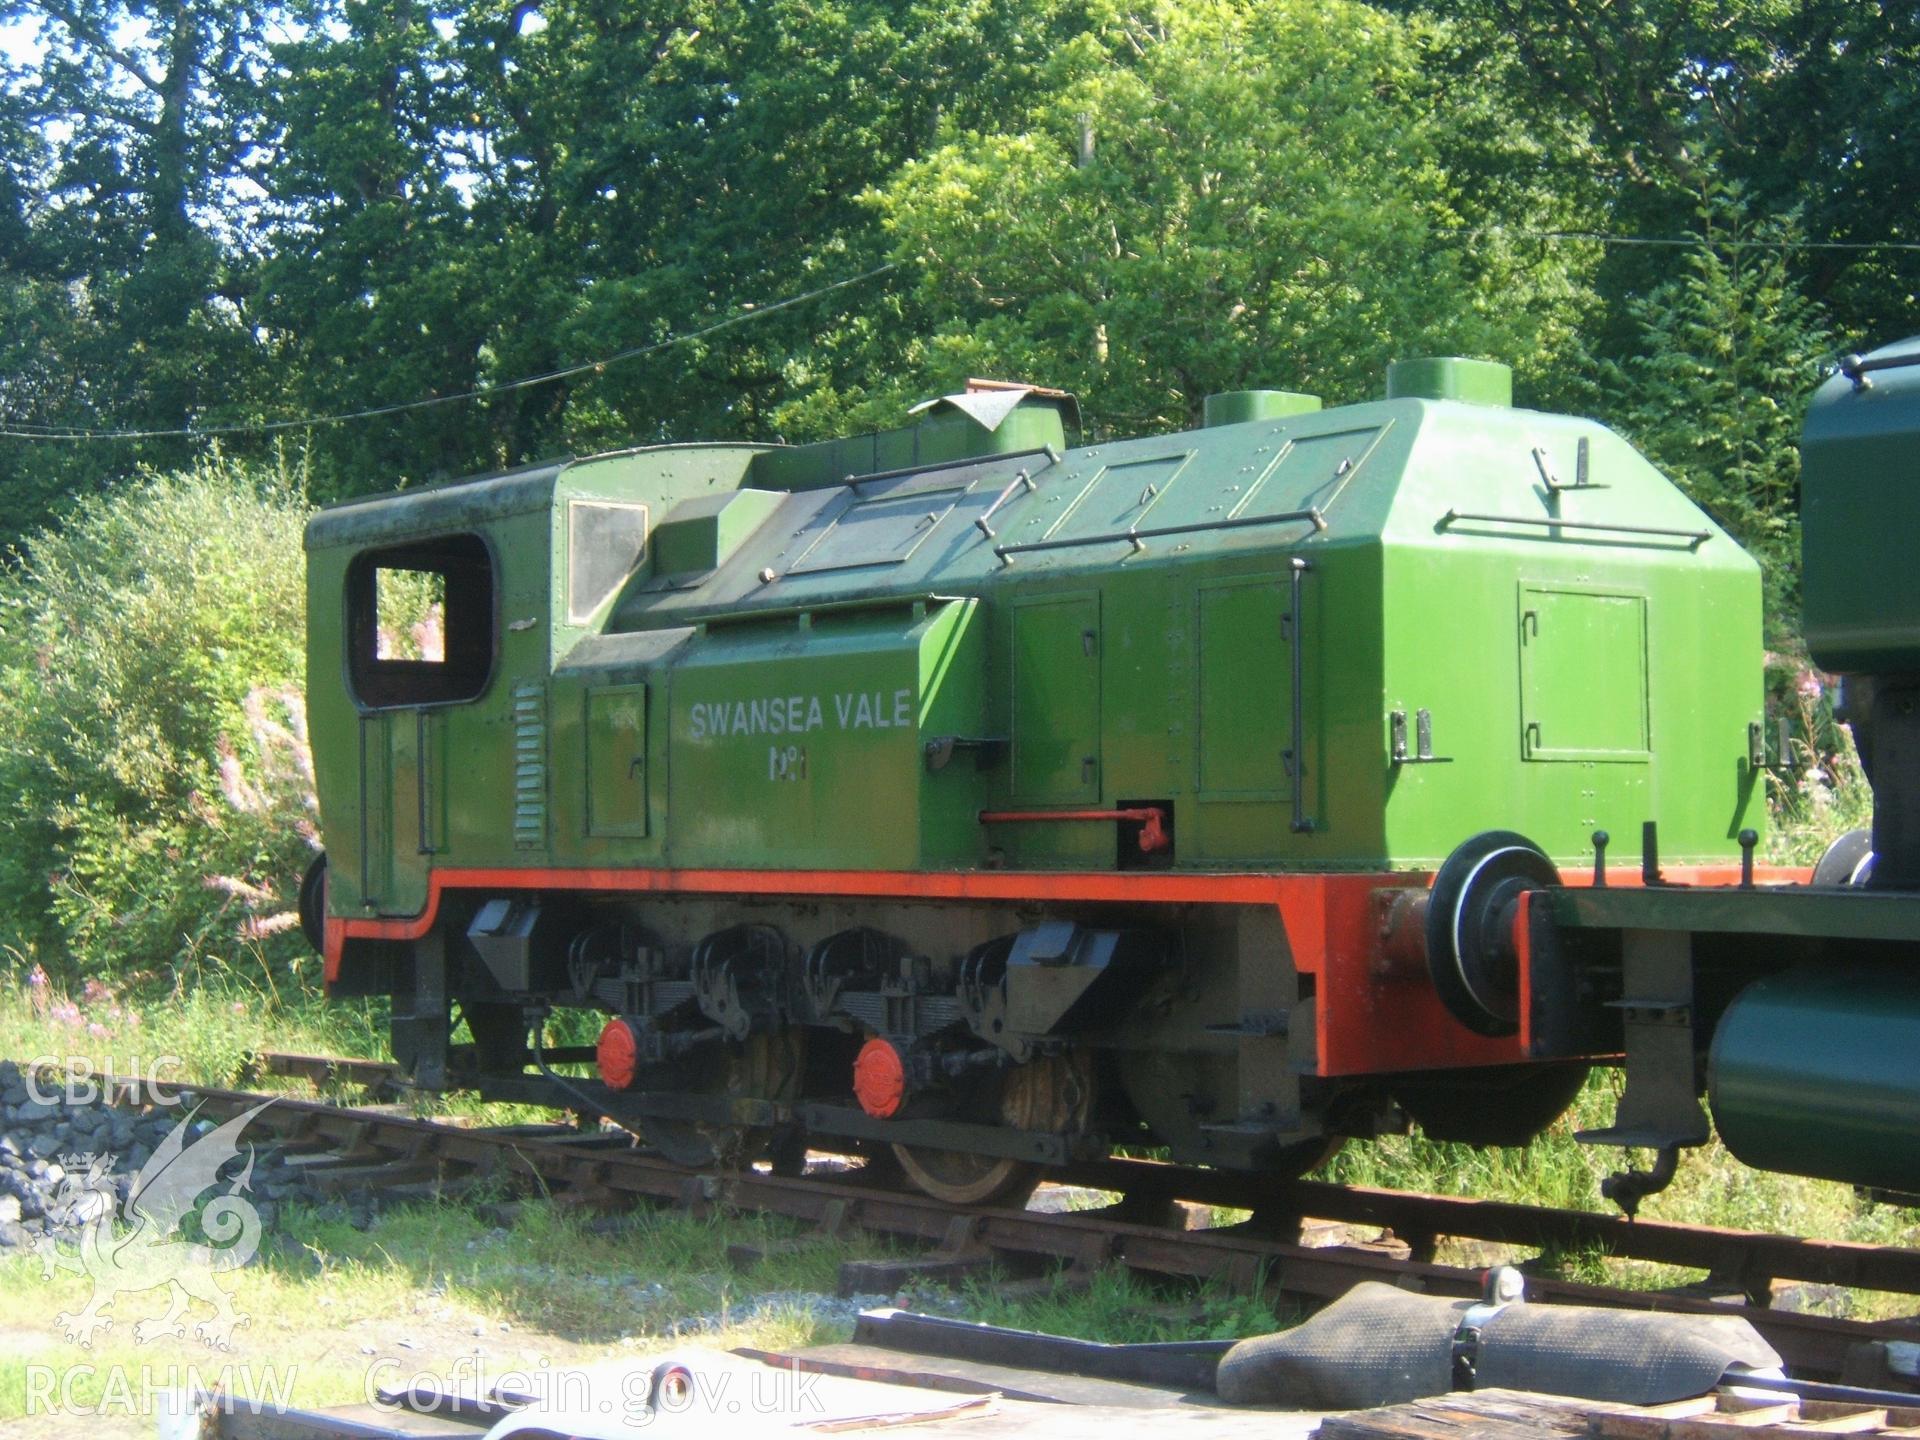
[646,1030,803,1170]
[1425,830,1560,1037]
[1393,1061,1591,1147]
[891,1050,1093,1207]
[1813,827,1874,887]
[892,1147,1038,1206]
[297,854,328,955]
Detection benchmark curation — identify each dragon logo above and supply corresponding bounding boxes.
[35,1101,271,1349]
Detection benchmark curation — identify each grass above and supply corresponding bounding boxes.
[0,960,384,1091]
[0,962,573,1128]
[0,967,913,1424]
[0,1191,889,1422]
[1765,687,1873,866]
[958,1264,1292,1343]
[1313,1069,1920,1312]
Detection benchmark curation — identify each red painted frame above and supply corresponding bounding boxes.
[326,862,1802,1077]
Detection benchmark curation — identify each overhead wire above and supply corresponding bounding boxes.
[7,223,1920,445]
[1443,226,1920,253]
[0,261,897,443]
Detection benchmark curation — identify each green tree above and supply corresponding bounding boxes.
[1377,0,1920,356]
[1735,1,1920,345]
[0,0,285,541]
[246,0,1103,498]
[826,0,1596,435]
[1607,187,1832,637]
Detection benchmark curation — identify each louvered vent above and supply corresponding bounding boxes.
[512,681,547,849]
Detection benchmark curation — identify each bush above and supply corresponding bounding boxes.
[0,451,317,993]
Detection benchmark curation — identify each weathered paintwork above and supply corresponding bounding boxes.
[306,375,1762,925]
[1802,336,1920,675]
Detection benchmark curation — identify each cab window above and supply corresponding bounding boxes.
[347,534,495,708]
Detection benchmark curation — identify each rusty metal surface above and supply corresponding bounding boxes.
[101,1071,1920,1385]
[1055,1156,1920,1297]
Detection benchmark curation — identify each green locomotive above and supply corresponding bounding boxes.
[304,351,1843,1205]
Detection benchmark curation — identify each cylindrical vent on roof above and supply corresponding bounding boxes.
[1385,357,1513,407]
[1202,390,1323,427]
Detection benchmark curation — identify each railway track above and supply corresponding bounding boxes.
[71,1055,1920,1387]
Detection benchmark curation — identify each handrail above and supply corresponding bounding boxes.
[357,716,374,903]
[415,709,436,856]
[972,468,1039,540]
[978,807,1172,855]
[994,507,1326,564]
[1839,350,1920,390]
[686,592,969,630]
[1440,509,1709,548]
[1285,557,1314,834]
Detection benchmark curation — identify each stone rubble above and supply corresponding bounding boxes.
[0,1058,325,1250]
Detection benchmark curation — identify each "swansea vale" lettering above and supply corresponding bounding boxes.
[687,688,914,741]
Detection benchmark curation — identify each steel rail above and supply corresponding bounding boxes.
[252,1052,1920,1298]
[1054,1155,1920,1298]
[254,1051,408,1091]
[75,1068,1920,1384]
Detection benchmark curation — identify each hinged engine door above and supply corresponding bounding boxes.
[1010,592,1102,803]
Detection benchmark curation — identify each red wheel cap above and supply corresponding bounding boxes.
[597,1017,641,1091]
[853,1037,906,1118]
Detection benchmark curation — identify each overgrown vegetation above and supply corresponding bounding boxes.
[0,966,380,1088]
[0,453,317,992]
[1766,672,1874,867]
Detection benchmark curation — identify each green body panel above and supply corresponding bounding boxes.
[306,381,1764,917]
[1385,356,1513,407]
[745,401,1067,493]
[1708,966,1920,1192]
[1195,577,1291,798]
[651,489,786,583]
[665,600,985,869]
[1801,337,1920,674]
[1203,390,1322,427]
[1009,593,1102,803]
[584,684,650,838]
[1518,585,1650,762]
